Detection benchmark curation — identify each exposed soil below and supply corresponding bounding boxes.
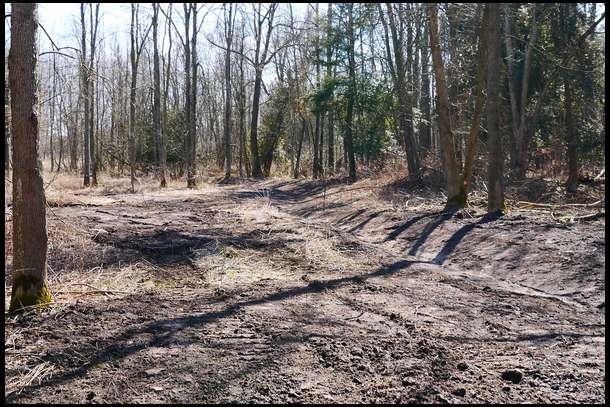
[4,177,605,403]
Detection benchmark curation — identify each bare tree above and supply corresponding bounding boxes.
[383,3,421,181]
[129,3,152,192]
[249,3,278,178]
[9,3,52,312]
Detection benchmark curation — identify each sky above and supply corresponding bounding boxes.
[4,3,312,56]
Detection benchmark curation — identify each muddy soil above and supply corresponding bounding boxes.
[4,178,605,403]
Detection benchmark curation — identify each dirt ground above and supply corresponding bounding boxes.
[4,175,605,403]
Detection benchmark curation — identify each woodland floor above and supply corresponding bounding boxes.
[4,173,605,403]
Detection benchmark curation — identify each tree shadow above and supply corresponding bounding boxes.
[406,211,455,256]
[383,211,442,242]
[432,211,504,265]
[6,258,425,401]
[347,210,387,233]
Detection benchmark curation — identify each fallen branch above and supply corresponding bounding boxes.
[517,200,604,209]
[573,211,605,222]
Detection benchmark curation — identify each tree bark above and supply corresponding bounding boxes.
[346,3,357,181]
[187,3,198,188]
[564,79,578,193]
[326,3,335,173]
[427,3,461,208]
[9,2,52,313]
[249,3,278,178]
[153,3,167,187]
[223,3,235,179]
[485,3,505,213]
[461,4,489,199]
[386,3,421,180]
[129,4,137,192]
[89,3,99,187]
[81,3,91,187]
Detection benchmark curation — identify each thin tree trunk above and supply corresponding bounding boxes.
[49,54,56,172]
[326,4,334,173]
[152,3,166,187]
[564,79,578,192]
[386,3,421,180]
[89,3,99,187]
[420,12,431,150]
[238,23,246,178]
[81,3,91,187]
[461,5,489,199]
[346,4,357,181]
[223,3,235,179]
[188,3,198,188]
[427,3,461,208]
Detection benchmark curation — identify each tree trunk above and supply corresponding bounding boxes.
[49,55,56,173]
[153,3,166,187]
[81,3,91,187]
[326,4,334,173]
[427,3,461,208]
[187,3,198,188]
[238,23,246,178]
[9,3,52,313]
[346,4,357,181]
[564,79,578,193]
[312,3,322,179]
[223,3,234,179]
[419,14,431,150]
[163,4,173,183]
[129,4,137,192]
[386,3,421,181]
[461,4,489,199]
[89,4,99,187]
[485,3,505,213]
[250,69,264,177]
[294,115,306,178]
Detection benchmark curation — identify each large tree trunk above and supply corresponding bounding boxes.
[9,3,52,313]
[427,3,461,208]
[485,3,505,213]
